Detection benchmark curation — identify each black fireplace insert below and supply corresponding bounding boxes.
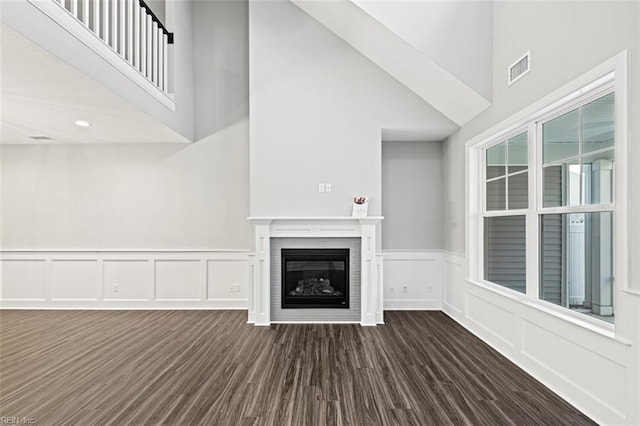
[281,248,349,309]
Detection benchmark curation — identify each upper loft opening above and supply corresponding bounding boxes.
[53,0,174,96]
[0,0,198,143]
[0,24,189,144]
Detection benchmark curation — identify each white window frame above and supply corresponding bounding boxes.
[483,128,529,216]
[536,83,616,215]
[535,84,615,313]
[466,51,629,335]
[481,129,529,295]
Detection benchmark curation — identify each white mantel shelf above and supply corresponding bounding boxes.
[247,216,384,222]
[248,216,384,220]
[247,216,384,327]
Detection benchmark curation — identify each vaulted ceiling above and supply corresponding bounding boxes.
[1,0,493,145]
[291,0,492,126]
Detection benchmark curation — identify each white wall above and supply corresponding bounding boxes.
[194,0,249,141]
[382,141,443,250]
[383,251,442,311]
[248,0,456,217]
[442,134,465,253]
[1,0,251,250]
[352,0,493,100]
[442,2,640,424]
[146,0,166,24]
[0,123,249,249]
[444,1,640,254]
[380,141,446,312]
[1,1,252,308]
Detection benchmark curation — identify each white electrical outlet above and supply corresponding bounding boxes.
[390,287,394,293]
[325,183,332,192]
[113,283,119,293]
[427,285,433,293]
[318,183,325,193]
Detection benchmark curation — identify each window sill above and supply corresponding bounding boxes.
[466,278,630,346]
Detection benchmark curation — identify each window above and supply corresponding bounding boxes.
[539,92,615,322]
[469,56,627,328]
[540,212,613,319]
[483,132,528,293]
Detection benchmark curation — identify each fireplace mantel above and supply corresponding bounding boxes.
[248,217,384,326]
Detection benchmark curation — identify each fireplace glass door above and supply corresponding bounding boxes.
[281,248,349,309]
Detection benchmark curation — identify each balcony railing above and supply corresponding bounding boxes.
[53,0,173,94]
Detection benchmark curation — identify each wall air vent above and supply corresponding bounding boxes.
[508,51,531,86]
[28,135,53,140]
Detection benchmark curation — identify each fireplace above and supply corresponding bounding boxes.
[281,248,349,309]
[248,217,382,326]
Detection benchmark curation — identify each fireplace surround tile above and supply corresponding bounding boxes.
[271,238,361,322]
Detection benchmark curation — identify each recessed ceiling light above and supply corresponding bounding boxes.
[75,120,91,128]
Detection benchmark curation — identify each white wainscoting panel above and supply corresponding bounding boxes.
[465,292,515,349]
[155,260,203,301]
[382,251,442,310]
[443,252,464,319]
[0,260,46,301]
[52,260,99,301]
[521,319,627,419]
[0,251,250,309]
[103,260,152,301]
[207,260,249,301]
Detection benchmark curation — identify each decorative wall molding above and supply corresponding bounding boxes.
[443,251,465,319]
[382,250,443,311]
[0,250,250,309]
[0,248,453,313]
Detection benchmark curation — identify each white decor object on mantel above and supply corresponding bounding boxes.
[352,196,368,217]
[247,216,384,326]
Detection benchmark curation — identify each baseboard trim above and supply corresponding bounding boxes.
[384,299,441,310]
[0,304,248,310]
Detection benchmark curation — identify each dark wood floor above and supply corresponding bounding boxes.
[0,310,595,425]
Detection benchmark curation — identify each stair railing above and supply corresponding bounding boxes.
[54,0,173,94]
